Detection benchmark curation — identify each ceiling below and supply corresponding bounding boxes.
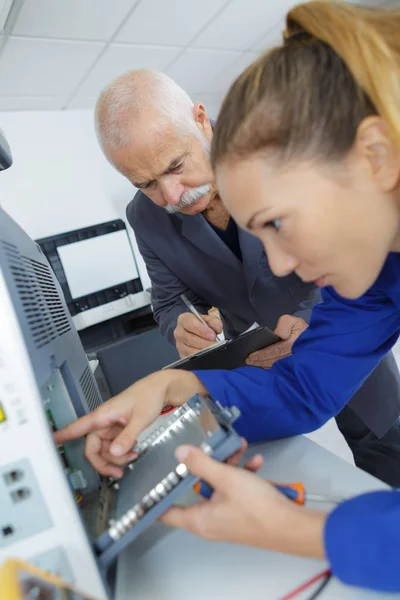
[0,0,392,117]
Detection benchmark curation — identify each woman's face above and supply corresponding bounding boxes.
[216,153,400,299]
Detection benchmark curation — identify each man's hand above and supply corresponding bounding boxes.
[54,370,206,478]
[246,315,308,369]
[160,444,326,558]
[174,312,223,358]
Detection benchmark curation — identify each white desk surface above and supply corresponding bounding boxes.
[115,435,399,600]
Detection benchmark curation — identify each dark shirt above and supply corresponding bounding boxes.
[207,217,242,261]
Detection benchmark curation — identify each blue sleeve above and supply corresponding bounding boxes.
[325,490,400,591]
[194,286,400,442]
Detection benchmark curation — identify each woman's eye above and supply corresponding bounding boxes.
[172,162,183,172]
[264,218,281,231]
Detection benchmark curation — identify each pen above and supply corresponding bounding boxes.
[180,294,223,342]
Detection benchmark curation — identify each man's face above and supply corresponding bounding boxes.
[110,112,215,215]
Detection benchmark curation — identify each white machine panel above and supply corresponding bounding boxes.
[0,271,108,599]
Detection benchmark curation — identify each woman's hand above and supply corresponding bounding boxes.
[161,444,326,558]
[54,370,207,478]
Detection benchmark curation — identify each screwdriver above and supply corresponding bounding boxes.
[194,480,344,505]
[268,482,345,505]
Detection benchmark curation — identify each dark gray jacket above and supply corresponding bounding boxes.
[127,191,319,344]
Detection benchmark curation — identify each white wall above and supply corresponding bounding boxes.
[0,108,151,290]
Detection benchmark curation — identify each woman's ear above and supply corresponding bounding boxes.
[356,116,400,191]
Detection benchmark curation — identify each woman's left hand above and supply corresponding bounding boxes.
[160,442,326,558]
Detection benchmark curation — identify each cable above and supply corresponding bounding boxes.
[279,568,332,600]
[305,572,332,600]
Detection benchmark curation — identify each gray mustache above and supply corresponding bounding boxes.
[165,184,212,214]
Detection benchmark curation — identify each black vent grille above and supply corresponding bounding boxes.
[2,241,71,349]
[79,366,102,412]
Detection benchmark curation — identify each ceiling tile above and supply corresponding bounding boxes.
[204,52,257,94]
[351,0,388,4]
[0,37,104,96]
[12,0,137,41]
[0,96,65,111]
[193,0,296,51]
[67,96,97,110]
[251,0,392,53]
[116,0,228,47]
[76,43,181,97]
[251,19,285,52]
[166,48,240,95]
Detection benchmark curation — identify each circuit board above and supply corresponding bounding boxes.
[94,394,242,568]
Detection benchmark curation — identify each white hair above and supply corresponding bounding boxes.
[95,69,199,153]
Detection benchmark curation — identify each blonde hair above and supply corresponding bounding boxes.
[211,1,400,168]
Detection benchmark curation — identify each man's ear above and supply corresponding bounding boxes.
[355,116,400,192]
[193,102,213,139]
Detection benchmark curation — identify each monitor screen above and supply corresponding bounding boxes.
[57,230,139,300]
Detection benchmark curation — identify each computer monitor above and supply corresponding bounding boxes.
[36,221,149,332]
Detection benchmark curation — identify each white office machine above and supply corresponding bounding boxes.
[0,127,242,599]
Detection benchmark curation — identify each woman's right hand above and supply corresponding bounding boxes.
[161,444,326,559]
[54,369,207,478]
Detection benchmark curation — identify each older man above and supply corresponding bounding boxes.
[94,69,400,485]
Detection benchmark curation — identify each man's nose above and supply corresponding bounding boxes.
[161,178,185,206]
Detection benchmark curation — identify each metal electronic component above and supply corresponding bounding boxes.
[176,463,189,478]
[94,394,242,568]
[166,472,179,487]
[161,477,173,492]
[141,494,154,510]
[149,488,161,503]
[155,483,167,498]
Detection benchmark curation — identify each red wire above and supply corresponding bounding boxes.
[280,568,332,600]
[160,405,175,415]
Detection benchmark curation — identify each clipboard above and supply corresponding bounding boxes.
[164,325,280,371]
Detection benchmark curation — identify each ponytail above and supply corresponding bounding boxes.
[286,1,400,147]
[212,1,400,169]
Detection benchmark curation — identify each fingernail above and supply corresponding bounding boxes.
[175,445,190,462]
[110,444,124,457]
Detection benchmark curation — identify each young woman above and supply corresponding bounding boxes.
[56,1,400,591]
